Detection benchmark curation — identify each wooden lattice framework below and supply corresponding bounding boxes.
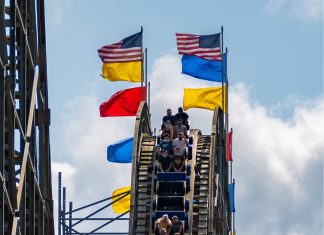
[0,0,54,234]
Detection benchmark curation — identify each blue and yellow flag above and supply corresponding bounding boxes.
[98,32,142,82]
[112,186,131,214]
[183,87,226,113]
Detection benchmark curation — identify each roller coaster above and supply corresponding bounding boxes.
[58,101,232,235]
[128,102,231,235]
[1,0,233,233]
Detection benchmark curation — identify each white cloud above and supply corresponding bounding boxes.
[53,54,323,234]
[149,54,220,134]
[230,84,323,234]
[47,0,72,28]
[54,95,134,232]
[264,0,288,13]
[291,0,323,22]
[52,162,77,232]
[264,0,323,22]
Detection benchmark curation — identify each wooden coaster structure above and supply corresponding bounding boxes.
[0,0,54,234]
[129,102,231,235]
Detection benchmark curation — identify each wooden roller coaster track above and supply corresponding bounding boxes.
[129,102,231,235]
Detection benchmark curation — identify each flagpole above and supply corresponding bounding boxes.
[228,128,233,182]
[225,48,234,234]
[221,25,231,235]
[232,178,235,234]
[145,48,148,103]
[141,26,143,87]
[221,26,224,123]
[148,81,151,112]
[231,129,234,232]
[225,47,229,133]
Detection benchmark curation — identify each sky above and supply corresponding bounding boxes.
[45,0,323,234]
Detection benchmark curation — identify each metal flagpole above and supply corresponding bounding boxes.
[145,48,148,103]
[226,49,234,234]
[221,25,230,234]
[225,47,229,133]
[221,26,225,128]
[230,129,234,233]
[148,81,151,111]
[232,178,235,234]
[227,47,234,233]
[58,172,62,235]
[224,43,234,234]
[141,26,144,87]
[63,187,66,235]
[228,129,233,183]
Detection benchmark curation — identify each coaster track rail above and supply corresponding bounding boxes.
[129,104,231,234]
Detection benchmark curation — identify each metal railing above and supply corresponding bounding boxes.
[58,172,129,235]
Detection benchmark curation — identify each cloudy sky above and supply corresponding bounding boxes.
[45,0,323,234]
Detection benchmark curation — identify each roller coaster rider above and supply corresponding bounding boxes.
[174,107,189,130]
[170,215,184,235]
[162,108,176,126]
[172,132,188,158]
[155,214,172,235]
[157,133,173,155]
[158,149,173,172]
[174,119,188,139]
[172,132,188,173]
[162,109,176,139]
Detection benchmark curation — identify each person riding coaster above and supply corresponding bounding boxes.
[174,119,188,139]
[161,109,175,138]
[174,107,189,130]
[158,149,173,172]
[170,215,184,235]
[153,109,192,234]
[157,133,173,155]
[172,132,188,158]
[155,214,184,235]
[155,214,172,235]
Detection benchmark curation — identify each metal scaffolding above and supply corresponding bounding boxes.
[0,0,54,234]
[58,172,129,235]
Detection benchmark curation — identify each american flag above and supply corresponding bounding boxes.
[98,32,142,63]
[176,33,222,60]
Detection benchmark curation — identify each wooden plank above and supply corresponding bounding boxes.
[137,220,146,226]
[198,209,208,214]
[138,177,148,182]
[141,141,156,146]
[200,180,208,184]
[138,201,147,206]
[137,213,146,219]
[138,194,147,199]
[12,71,39,235]
[199,186,208,191]
[137,206,147,212]
[136,226,146,233]
[141,146,154,152]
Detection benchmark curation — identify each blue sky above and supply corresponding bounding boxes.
[45,0,323,234]
[46,0,322,109]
